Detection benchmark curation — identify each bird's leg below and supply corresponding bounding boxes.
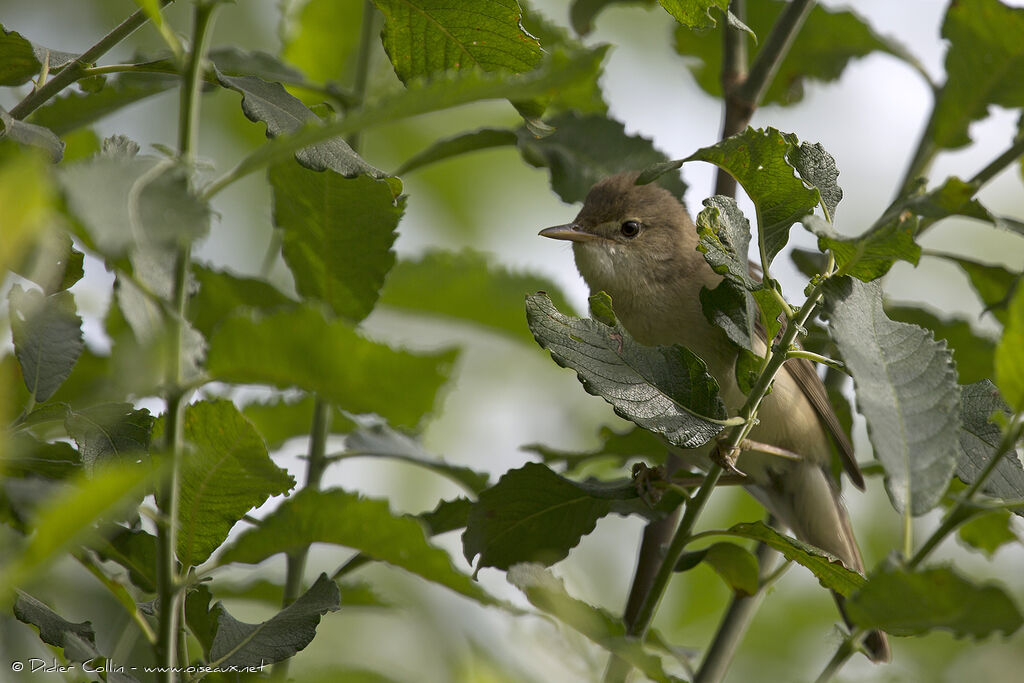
[711,438,747,477]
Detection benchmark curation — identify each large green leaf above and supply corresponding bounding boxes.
[930,0,1024,150]
[0,144,60,276]
[806,213,921,282]
[508,564,684,683]
[219,488,498,606]
[526,292,727,449]
[209,573,339,668]
[463,462,656,571]
[674,0,900,106]
[206,305,455,429]
[516,111,686,203]
[270,163,403,322]
[8,285,83,404]
[58,139,210,257]
[378,249,575,342]
[995,282,1024,411]
[823,278,961,515]
[678,127,829,267]
[64,402,154,474]
[886,305,996,385]
[175,400,295,567]
[0,25,41,86]
[371,0,542,83]
[846,564,1023,638]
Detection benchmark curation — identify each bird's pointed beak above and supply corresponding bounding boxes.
[538,223,602,242]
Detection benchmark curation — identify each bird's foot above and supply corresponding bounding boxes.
[711,440,747,477]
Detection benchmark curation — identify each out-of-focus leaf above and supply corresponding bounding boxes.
[523,424,668,472]
[0,464,152,593]
[517,111,686,203]
[886,305,996,385]
[59,139,210,257]
[271,163,403,322]
[29,73,177,136]
[948,256,1021,326]
[219,488,498,606]
[526,292,727,449]
[674,0,901,106]
[806,213,921,282]
[570,0,656,36]
[379,249,576,342]
[0,110,64,161]
[209,573,339,668]
[174,400,295,567]
[676,542,759,596]
[520,6,607,114]
[396,128,518,176]
[657,0,728,30]
[8,285,83,404]
[241,395,355,451]
[9,230,83,294]
[995,283,1024,411]
[930,0,1024,150]
[92,527,158,593]
[824,278,960,515]
[846,564,1023,638]
[0,25,41,85]
[0,145,60,281]
[371,0,542,83]
[207,305,455,429]
[463,462,654,571]
[282,0,364,89]
[508,564,684,683]
[957,380,1024,516]
[343,423,490,494]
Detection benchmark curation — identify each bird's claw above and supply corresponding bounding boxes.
[712,441,747,477]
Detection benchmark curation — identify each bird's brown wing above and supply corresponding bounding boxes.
[784,356,864,490]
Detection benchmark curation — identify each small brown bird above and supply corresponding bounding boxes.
[540,172,889,662]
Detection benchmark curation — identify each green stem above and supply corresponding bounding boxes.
[346,0,378,150]
[812,636,855,683]
[715,0,748,197]
[154,3,219,678]
[9,0,175,120]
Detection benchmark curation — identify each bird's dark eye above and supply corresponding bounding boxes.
[620,220,641,238]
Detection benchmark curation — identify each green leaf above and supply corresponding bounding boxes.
[282,0,365,88]
[684,128,824,267]
[91,527,158,593]
[0,464,152,593]
[0,25,41,85]
[958,509,1019,556]
[678,542,759,596]
[190,264,295,338]
[956,380,1024,514]
[717,521,864,597]
[184,584,217,658]
[395,127,518,176]
[59,140,211,257]
[886,305,996,385]
[909,176,999,226]
[12,591,114,667]
[8,285,83,403]
[9,229,84,295]
[167,400,294,567]
[463,462,653,571]
[657,0,728,30]
[343,423,490,494]
[65,402,154,474]
[241,395,355,451]
[209,573,340,668]
[806,213,921,282]
[219,488,498,606]
[949,256,1021,326]
[225,47,609,185]
[507,564,684,683]
[516,111,686,203]
[271,163,403,322]
[570,0,656,36]
[418,497,472,535]
[0,144,61,276]
[379,248,576,342]
[0,110,63,161]
[28,73,177,136]
[519,6,608,114]
[371,0,543,83]
[823,278,960,515]
[995,282,1024,412]
[846,564,1023,638]
[674,0,901,106]
[207,306,454,429]
[930,0,1024,150]
[526,293,727,449]
[217,71,386,178]
[524,424,668,473]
